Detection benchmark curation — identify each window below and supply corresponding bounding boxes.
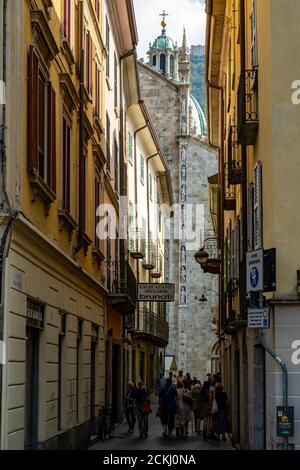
[63,0,71,43]
[129,201,134,229]
[106,112,111,171]
[95,0,100,20]
[251,0,258,68]
[85,31,93,96]
[28,47,56,193]
[149,173,153,200]
[170,55,174,77]
[106,16,110,78]
[128,131,133,164]
[95,177,100,249]
[160,54,166,74]
[62,117,71,212]
[95,64,101,117]
[80,149,87,232]
[114,139,119,192]
[140,154,145,184]
[152,55,157,67]
[114,53,118,108]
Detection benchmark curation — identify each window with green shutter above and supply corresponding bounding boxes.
[140,154,145,184]
[128,131,133,165]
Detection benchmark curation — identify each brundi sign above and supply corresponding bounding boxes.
[137,283,175,302]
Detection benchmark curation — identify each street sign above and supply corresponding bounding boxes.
[277,407,294,437]
[137,283,175,302]
[246,249,264,293]
[248,308,270,329]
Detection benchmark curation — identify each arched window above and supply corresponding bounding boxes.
[152,55,157,67]
[170,55,174,77]
[160,54,166,74]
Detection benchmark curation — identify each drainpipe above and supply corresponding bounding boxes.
[259,328,288,450]
[74,0,85,254]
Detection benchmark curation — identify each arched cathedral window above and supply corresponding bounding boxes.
[170,55,174,77]
[152,55,157,67]
[160,54,166,74]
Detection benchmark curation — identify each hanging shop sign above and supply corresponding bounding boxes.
[27,298,44,329]
[137,283,175,302]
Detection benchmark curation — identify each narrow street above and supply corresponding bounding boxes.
[90,405,234,451]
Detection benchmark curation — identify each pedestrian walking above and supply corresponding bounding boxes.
[177,370,185,386]
[177,383,192,436]
[125,382,136,433]
[215,383,230,441]
[135,381,151,439]
[201,381,217,441]
[158,378,178,438]
[184,372,193,391]
[191,382,202,433]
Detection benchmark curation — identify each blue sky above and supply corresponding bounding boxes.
[133,0,206,60]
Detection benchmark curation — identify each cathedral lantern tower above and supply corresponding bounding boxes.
[147,11,179,81]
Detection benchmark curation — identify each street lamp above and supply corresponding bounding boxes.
[199,288,218,303]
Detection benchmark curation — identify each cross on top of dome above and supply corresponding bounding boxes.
[159,10,168,33]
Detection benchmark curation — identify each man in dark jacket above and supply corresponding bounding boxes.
[159,378,178,438]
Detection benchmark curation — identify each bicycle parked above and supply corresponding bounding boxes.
[98,404,115,442]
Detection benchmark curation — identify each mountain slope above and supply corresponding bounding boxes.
[190,53,206,114]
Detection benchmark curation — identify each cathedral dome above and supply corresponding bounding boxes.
[189,94,207,137]
[151,33,176,51]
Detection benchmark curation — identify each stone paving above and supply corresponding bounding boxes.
[90,405,234,451]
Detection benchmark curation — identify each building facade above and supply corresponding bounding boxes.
[206,0,300,450]
[139,17,219,380]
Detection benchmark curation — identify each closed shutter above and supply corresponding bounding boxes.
[28,46,39,175]
[251,0,258,68]
[248,183,254,250]
[253,161,263,249]
[231,227,236,280]
[235,217,240,279]
[47,83,56,193]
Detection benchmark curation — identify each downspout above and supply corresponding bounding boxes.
[259,329,288,450]
[0,0,18,446]
[74,0,85,254]
[240,0,249,450]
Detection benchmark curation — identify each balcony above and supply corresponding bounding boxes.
[106,261,137,313]
[142,242,156,270]
[151,252,163,279]
[237,69,259,145]
[227,127,242,185]
[135,307,169,348]
[195,236,221,275]
[128,229,145,259]
[224,191,236,212]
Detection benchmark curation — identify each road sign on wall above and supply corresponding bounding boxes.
[137,283,175,302]
[246,249,264,293]
[277,407,294,437]
[248,308,270,329]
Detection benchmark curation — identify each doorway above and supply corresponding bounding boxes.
[234,350,240,445]
[90,341,96,435]
[112,344,121,422]
[253,345,266,449]
[25,327,39,449]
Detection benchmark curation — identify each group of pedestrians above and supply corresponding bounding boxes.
[124,371,230,443]
[157,371,230,441]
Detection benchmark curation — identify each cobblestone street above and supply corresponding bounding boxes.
[90,405,234,451]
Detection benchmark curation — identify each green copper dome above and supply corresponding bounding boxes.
[151,33,176,51]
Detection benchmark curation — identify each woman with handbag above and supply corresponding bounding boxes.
[135,381,151,439]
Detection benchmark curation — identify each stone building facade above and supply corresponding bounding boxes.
[138,20,218,380]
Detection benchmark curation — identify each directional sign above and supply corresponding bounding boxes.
[247,249,264,293]
[277,407,294,437]
[248,308,270,329]
[137,283,175,302]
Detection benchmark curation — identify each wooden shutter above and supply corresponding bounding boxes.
[28,46,39,175]
[47,83,56,193]
[231,227,236,280]
[248,183,254,250]
[253,161,263,249]
[88,33,93,96]
[251,0,258,68]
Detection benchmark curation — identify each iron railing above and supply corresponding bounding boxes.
[106,261,137,307]
[237,69,259,145]
[135,307,169,347]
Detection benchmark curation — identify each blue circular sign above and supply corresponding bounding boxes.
[250,267,259,288]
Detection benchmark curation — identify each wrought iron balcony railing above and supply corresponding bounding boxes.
[151,252,163,279]
[106,261,137,313]
[142,242,156,270]
[128,228,145,259]
[227,126,242,185]
[237,69,259,145]
[135,307,169,348]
